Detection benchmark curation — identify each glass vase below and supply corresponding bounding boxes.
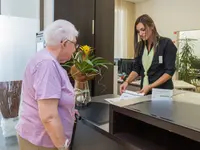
[74,80,91,107]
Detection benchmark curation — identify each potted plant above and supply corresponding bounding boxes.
[62,45,112,107]
[176,38,197,84]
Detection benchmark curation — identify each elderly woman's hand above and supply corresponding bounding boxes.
[75,109,80,116]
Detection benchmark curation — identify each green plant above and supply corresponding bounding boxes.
[62,45,113,81]
[176,38,197,83]
[191,56,200,69]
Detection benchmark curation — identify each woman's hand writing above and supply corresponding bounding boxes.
[120,81,128,94]
[139,85,152,95]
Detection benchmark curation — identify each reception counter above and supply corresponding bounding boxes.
[73,91,200,150]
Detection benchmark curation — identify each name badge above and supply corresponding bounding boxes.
[159,56,163,64]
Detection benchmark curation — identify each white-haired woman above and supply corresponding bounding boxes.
[16,20,79,150]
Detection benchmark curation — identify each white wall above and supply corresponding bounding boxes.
[0,0,40,81]
[135,0,200,41]
[0,16,39,81]
[1,0,40,19]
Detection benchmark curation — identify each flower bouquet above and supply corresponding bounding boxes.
[62,45,112,107]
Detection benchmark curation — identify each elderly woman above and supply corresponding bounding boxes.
[16,20,78,150]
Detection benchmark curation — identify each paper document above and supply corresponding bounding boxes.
[104,97,122,103]
[105,90,144,104]
[120,90,144,99]
[36,42,44,51]
[152,88,173,101]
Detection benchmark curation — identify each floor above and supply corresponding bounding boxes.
[0,115,19,150]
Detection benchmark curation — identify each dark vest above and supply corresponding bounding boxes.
[132,37,178,91]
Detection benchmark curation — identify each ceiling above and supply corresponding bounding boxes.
[126,0,149,3]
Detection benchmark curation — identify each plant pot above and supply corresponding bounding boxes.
[70,65,96,82]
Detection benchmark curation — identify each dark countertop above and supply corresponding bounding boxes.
[125,100,200,132]
[77,92,200,146]
[77,94,117,134]
[111,91,200,143]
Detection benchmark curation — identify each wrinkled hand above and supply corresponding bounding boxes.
[139,85,152,95]
[74,109,80,116]
[73,109,80,120]
[120,81,128,94]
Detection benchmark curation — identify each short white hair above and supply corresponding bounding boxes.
[44,19,78,46]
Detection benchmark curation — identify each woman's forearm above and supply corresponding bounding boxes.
[125,71,139,84]
[150,73,171,88]
[38,99,66,148]
[41,114,66,148]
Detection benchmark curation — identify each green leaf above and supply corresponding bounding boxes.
[88,54,95,60]
[75,62,82,70]
[96,64,109,69]
[61,60,74,68]
[84,68,99,73]
[91,57,107,64]
[77,60,93,73]
[74,51,83,62]
[94,61,113,66]
[62,64,72,68]
[91,57,103,61]
[92,58,112,64]
[85,59,94,66]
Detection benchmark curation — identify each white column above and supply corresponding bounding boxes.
[44,0,54,28]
